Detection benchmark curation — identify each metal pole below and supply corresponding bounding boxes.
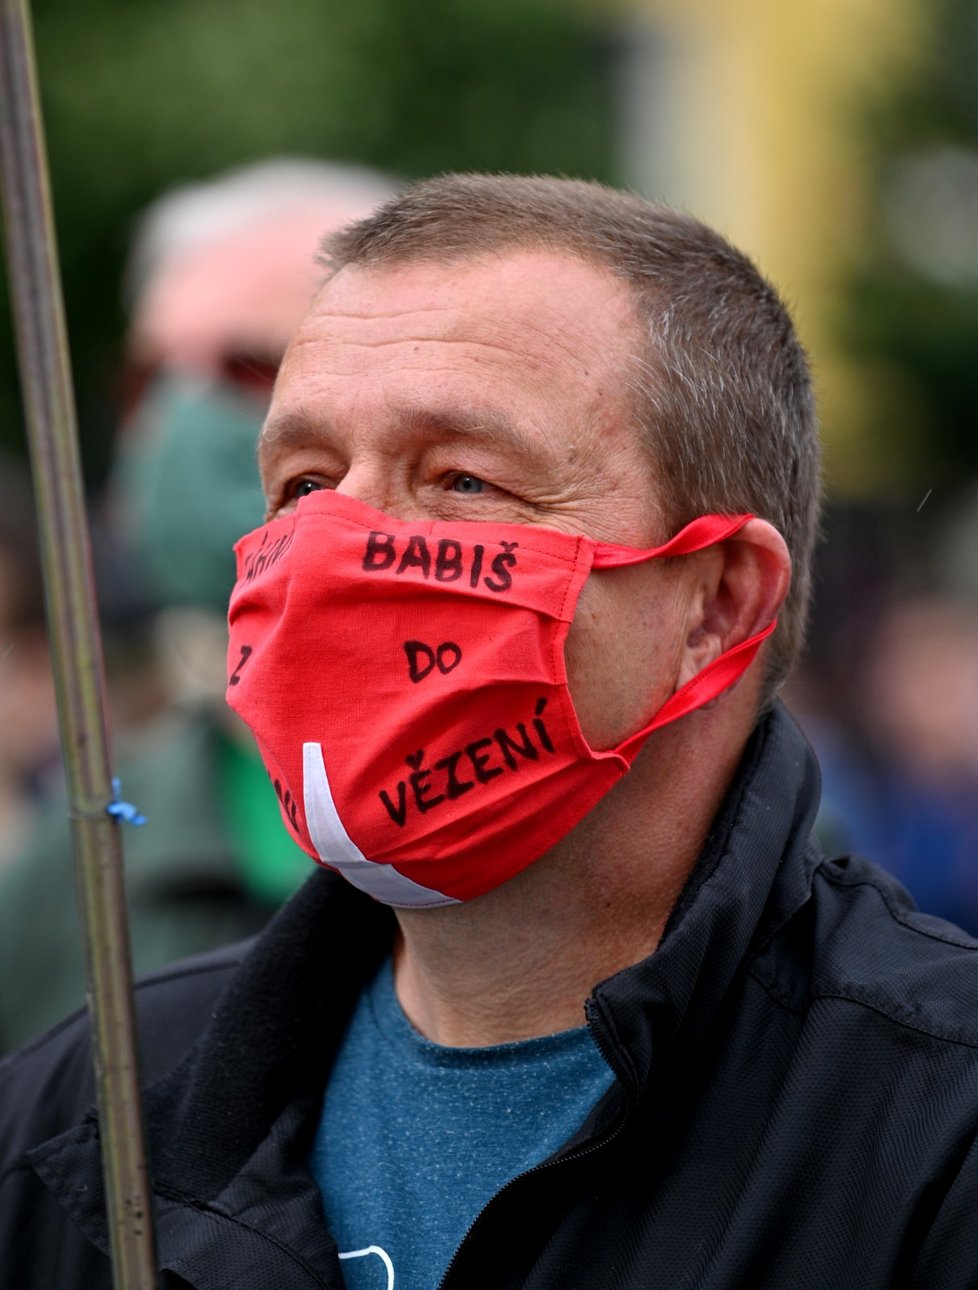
[0,2,157,1285]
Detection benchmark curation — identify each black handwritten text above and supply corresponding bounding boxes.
[243,529,294,583]
[363,532,518,594]
[404,640,463,682]
[378,698,555,828]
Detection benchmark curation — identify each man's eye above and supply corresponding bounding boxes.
[293,479,325,499]
[450,474,485,495]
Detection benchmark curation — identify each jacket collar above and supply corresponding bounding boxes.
[587,703,822,1094]
[142,872,396,1196]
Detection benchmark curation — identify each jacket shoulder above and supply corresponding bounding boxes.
[763,852,978,1049]
[0,938,248,1173]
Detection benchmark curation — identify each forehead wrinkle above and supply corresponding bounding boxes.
[302,286,631,377]
[288,327,593,385]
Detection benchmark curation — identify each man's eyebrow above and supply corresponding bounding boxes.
[398,405,535,454]
[260,404,540,458]
[258,407,322,457]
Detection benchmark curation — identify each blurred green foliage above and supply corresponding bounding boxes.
[0,0,615,484]
[839,0,978,489]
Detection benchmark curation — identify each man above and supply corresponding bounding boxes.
[2,174,977,1288]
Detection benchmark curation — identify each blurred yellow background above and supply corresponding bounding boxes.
[617,0,931,495]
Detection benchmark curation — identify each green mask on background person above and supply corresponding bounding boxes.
[110,371,308,906]
[113,372,268,615]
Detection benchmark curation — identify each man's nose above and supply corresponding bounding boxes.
[333,462,410,521]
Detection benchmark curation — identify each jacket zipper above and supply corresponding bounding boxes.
[435,997,638,1289]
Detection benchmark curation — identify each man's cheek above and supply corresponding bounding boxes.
[564,574,685,752]
[563,581,631,750]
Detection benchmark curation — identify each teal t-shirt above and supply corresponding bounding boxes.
[309,959,615,1290]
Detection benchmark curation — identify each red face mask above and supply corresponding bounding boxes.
[226,492,773,907]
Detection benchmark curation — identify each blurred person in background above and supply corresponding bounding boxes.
[789,497,978,936]
[0,159,398,1052]
[0,456,59,869]
[862,597,978,912]
[815,595,978,934]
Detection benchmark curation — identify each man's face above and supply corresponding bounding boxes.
[259,250,696,749]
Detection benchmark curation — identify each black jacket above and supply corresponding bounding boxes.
[3,705,978,1288]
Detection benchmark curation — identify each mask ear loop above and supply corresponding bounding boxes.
[617,618,777,759]
[590,512,777,760]
[591,513,754,568]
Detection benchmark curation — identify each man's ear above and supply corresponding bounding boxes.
[676,519,791,690]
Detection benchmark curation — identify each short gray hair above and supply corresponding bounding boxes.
[322,173,821,701]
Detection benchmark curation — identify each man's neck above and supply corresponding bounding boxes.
[391,713,749,1047]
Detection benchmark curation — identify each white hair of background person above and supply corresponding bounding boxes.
[122,157,400,309]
